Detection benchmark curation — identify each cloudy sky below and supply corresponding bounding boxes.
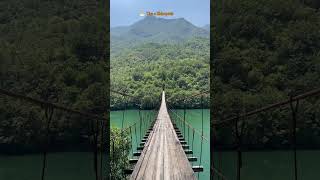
[111,0,210,27]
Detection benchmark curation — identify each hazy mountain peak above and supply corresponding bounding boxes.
[175,17,189,22]
[111,17,209,53]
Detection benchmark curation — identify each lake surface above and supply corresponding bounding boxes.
[0,152,98,180]
[1,150,319,180]
[213,150,320,180]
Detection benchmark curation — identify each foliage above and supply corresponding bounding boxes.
[110,128,130,180]
[0,0,108,152]
[111,37,210,109]
[212,0,320,148]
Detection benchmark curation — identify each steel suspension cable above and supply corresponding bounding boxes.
[192,129,195,158]
[188,125,190,148]
[138,108,142,141]
[167,106,209,142]
[198,95,204,177]
[213,88,320,127]
[211,164,228,180]
[134,123,138,150]
[129,127,134,156]
[166,90,210,102]
[0,88,107,122]
[121,97,127,129]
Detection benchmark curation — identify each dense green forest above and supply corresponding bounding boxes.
[212,0,320,149]
[111,38,210,109]
[110,18,210,110]
[0,0,108,153]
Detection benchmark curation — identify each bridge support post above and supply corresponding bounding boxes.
[183,103,186,139]
[235,115,244,180]
[41,106,54,180]
[290,97,299,180]
[139,109,142,143]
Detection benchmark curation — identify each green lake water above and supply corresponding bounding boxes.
[0,152,98,180]
[213,150,320,180]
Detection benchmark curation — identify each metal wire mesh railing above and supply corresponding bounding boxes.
[167,92,216,179]
[110,90,159,177]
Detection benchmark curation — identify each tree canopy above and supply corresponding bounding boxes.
[111,37,210,109]
[212,0,320,149]
[0,0,108,153]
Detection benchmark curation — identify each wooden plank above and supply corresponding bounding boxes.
[129,159,139,164]
[192,166,204,172]
[188,157,197,162]
[133,152,141,156]
[137,146,144,150]
[130,91,196,180]
[125,169,133,174]
[184,150,193,154]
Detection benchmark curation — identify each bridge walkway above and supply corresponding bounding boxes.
[130,91,196,180]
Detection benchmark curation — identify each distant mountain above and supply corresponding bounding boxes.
[202,24,210,31]
[111,17,209,53]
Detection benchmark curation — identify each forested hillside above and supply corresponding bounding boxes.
[0,0,107,153]
[212,0,320,148]
[110,17,210,109]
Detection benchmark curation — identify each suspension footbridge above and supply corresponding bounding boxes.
[1,88,211,180]
[2,86,320,180]
[130,91,197,179]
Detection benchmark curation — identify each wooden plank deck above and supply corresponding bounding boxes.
[130,91,196,180]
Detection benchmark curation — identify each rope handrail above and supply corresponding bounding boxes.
[111,88,162,110]
[200,157,228,180]
[119,122,137,132]
[1,88,108,180]
[168,107,209,140]
[212,166,228,180]
[213,88,320,126]
[188,90,210,98]
[176,108,209,120]
[167,107,209,142]
[166,90,210,102]
[0,88,107,121]
[111,89,136,98]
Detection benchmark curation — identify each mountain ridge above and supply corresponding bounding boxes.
[111,17,209,53]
